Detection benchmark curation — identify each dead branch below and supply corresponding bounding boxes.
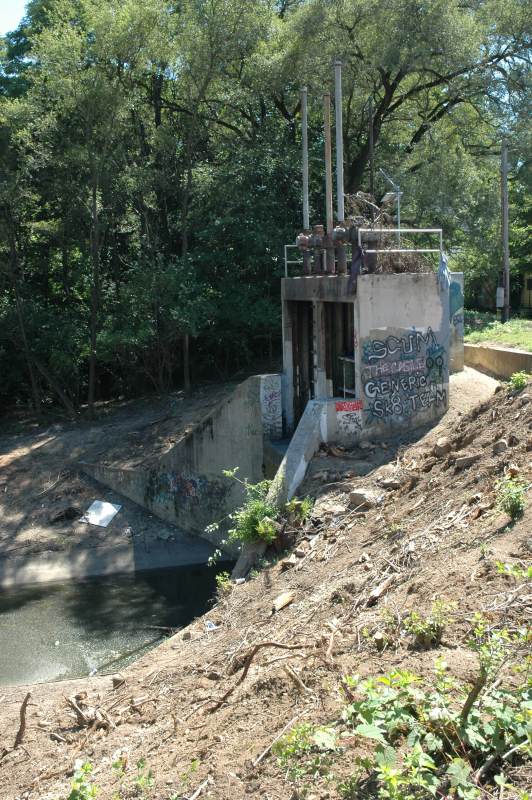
[209,641,312,712]
[14,692,31,750]
[252,712,306,767]
[283,665,312,694]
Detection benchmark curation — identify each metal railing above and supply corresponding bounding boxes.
[284,227,443,277]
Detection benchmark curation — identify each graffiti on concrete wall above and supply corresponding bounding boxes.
[450,279,464,337]
[361,327,447,422]
[260,374,283,439]
[145,469,229,515]
[336,399,363,436]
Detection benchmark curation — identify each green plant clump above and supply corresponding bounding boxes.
[273,723,338,783]
[223,469,278,546]
[402,600,456,649]
[340,657,531,800]
[65,763,98,800]
[496,476,527,519]
[509,371,530,391]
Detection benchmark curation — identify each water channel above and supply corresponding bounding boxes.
[0,562,232,686]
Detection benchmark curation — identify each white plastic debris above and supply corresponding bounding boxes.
[80,500,121,527]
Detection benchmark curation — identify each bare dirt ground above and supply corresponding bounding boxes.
[0,368,530,800]
[0,384,235,564]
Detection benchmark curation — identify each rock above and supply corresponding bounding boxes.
[380,478,401,490]
[348,489,380,510]
[280,554,297,571]
[519,394,530,406]
[433,437,451,457]
[508,433,519,446]
[492,439,508,455]
[455,452,481,470]
[182,630,192,640]
[272,591,295,613]
[526,438,532,452]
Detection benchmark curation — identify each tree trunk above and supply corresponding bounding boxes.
[7,227,42,417]
[87,169,100,418]
[32,357,77,419]
[181,131,193,394]
[183,334,191,395]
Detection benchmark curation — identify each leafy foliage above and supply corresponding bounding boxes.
[495,476,527,519]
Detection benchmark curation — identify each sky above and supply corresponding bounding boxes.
[0,0,27,35]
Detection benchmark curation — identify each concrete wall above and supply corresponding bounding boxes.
[449,272,464,373]
[355,273,450,440]
[83,375,280,553]
[464,344,532,379]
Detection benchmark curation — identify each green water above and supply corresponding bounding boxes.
[0,563,232,685]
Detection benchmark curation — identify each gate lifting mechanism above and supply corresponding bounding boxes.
[286,60,444,278]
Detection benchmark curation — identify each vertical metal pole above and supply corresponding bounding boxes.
[323,92,335,273]
[368,96,375,200]
[334,59,347,275]
[501,140,510,322]
[301,87,309,231]
[301,86,311,274]
[334,60,344,222]
[397,187,401,248]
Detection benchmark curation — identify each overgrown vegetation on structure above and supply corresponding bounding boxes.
[206,468,314,564]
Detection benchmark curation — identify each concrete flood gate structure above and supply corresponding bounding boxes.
[282,270,464,444]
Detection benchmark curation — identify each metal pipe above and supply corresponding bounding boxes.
[300,86,311,274]
[334,60,344,222]
[323,92,335,272]
[368,96,375,200]
[334,59,347,275]
[301,87,309,231]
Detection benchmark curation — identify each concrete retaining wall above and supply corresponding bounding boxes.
[82,375,281,553]
[464,344,532,379]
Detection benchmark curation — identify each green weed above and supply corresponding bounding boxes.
[495,476,527,519]
[402,600,456,649]
[64,763,98,800]
[273,723,338,783]
[509,371,530,391]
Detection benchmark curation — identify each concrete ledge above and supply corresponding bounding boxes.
[0,535,214,588]
[464,344,532,379]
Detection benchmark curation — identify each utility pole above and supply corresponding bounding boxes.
[501,139,510,322]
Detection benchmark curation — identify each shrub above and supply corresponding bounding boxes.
[495,476,527,519]
[509,371,529,391]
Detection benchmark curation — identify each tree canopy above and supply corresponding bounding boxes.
[0,0,530,415]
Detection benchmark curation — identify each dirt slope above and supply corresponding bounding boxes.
[0,373,530,800]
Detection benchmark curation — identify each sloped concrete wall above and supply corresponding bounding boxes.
[82,376,279,552]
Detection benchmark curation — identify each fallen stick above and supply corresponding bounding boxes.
[209,641,312,712]
[188,776,210,800]
[14,692,31,750]
[252,712,306,767]
[282,665,311,694]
